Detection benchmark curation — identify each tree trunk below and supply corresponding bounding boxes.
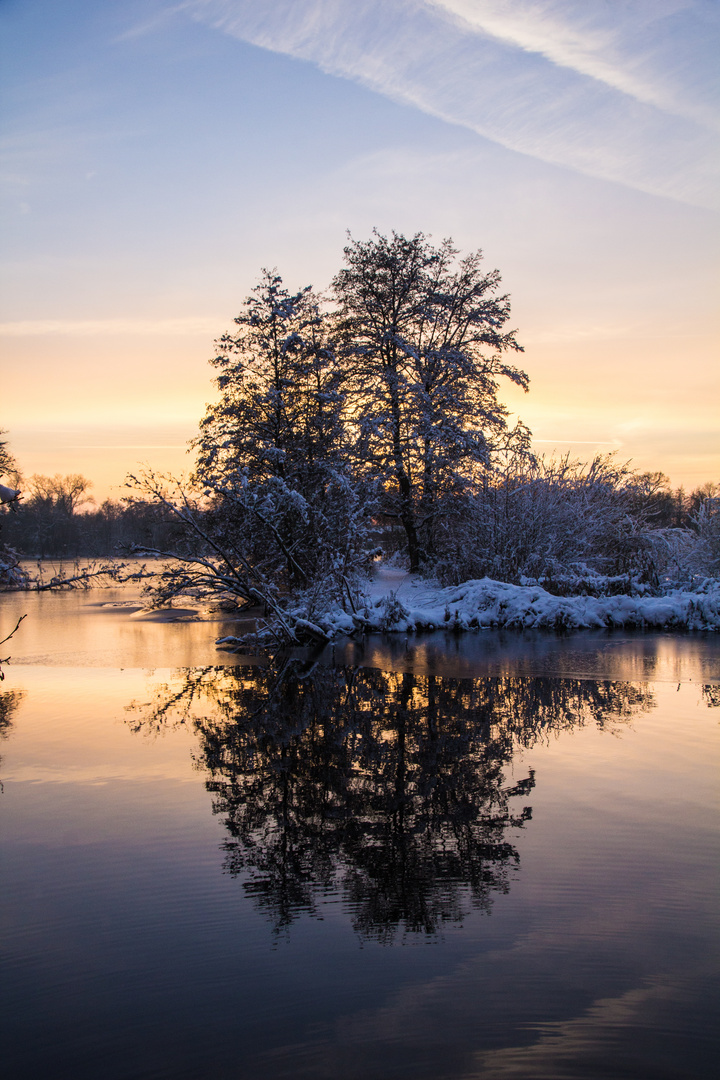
[389,375,421,571]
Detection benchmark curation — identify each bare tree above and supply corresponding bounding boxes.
[27,473,93,515]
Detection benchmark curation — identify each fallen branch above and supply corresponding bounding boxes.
[29,562,151,591]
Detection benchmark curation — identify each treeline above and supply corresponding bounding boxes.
[1,464,716,588]
[0,474,183,559]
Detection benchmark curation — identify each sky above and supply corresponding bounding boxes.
[1,0,718,502]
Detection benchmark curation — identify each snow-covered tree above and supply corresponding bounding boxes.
[195,271,341,485]
[332,231,528,570]
[0,431,14,478]
[0,430,21,489]
[193,270,375,587]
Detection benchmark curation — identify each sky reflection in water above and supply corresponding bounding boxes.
[0,591,719,1078]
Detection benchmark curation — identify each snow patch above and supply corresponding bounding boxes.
[315,572,720,636]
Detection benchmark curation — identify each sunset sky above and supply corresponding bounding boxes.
[2,0,718,502]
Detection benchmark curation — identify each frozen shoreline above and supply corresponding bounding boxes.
[313,565,720,637]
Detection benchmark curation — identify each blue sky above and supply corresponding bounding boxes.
[1,0,718,497]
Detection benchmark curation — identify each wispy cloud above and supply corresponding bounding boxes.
[185,0,719,208]
[429,0,720,128]
[64,444,188,450]
[533,438,622,446]
[0,317,224,337]
[114,1,195,42]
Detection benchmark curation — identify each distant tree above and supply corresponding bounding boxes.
[625,471,679,527]
[0,431,23,585]
[4,474,94,557]
[0,430,22,491]
[27,473,93,516]
[686,483,720,577]
[0,431,14,479]
[688,481,719,517]
[332,231,528,570]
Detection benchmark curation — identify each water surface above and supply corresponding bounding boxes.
[1,587,718,1079]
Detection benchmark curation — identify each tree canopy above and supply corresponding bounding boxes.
[333,230,529,569]
[192,231,529,579]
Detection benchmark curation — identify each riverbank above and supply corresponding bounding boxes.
[314,565,720,635]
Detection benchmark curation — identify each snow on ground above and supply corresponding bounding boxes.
[316,564,720,636]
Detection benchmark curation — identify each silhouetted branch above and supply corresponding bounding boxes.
[0,614,26,680]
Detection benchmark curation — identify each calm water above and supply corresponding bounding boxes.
[1,586,719,1079]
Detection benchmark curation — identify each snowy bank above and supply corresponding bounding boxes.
[315,570,720,637]
[215,567,720,650]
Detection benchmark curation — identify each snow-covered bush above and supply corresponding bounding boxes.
[688,499,720,577]
[0,545,29,591]
[185,271,379,592]
[430,454,718,593]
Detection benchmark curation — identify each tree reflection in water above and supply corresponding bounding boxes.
[702,683,720,707]
[0,687,24,787]
[128,663,654,941]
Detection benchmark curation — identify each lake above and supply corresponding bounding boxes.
[1,583,719,1079]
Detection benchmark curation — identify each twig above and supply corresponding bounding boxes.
[0,613,27,679]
